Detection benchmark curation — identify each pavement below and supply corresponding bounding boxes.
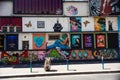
[0,62,120,78]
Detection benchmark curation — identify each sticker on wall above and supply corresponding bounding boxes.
[89,0,120,16]
[82,17,94,31]
[70,17,82,32]
[83,34,94,49]
[37,21,45,28]
[25,21,32,27]
[47,33,70,50]
[71,34,81,49]
[6,34,18,50]
[0,35,4,50]
[64,2,88,16]
[95,33,106,48]
[33,33,46,50]
[94,17,106,31]
[22,41,29,50]
[106,17,118,31]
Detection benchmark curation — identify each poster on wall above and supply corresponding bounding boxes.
[6,34,18,50]
[94,17,106,31]
[33,33,46,50]
[83,34,94,49]
[107,33,118,48]
[71,34,81,49]
[70,17,82,32]
[63,2,88,16]
[82,17,94,31]
[95,33,106,48]
[0,35,4,50]
[106,17,118,31]
[89,0,120,16]
[47,33,70,50]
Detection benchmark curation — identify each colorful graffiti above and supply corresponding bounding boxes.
[93,49,118,59]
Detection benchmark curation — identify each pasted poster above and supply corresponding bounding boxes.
[106,17,118,31]
[107,33,118,48]
[33,33,46,50]
[64,2,88,16]
[0,35,4,50]
[47,33,70,50]
[82,17,94,31]
[6,34,18,50]
[70,17,82,32]
[95,33,106,48]
[83,34,94,49]
[94,17,106,31]
[89,0,120,16]
[71,34,81,49]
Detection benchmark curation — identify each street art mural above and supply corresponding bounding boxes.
[47,33,70,50]
[64,2,88,16]
[83,34,94,49]
[89,0,120,16]
[95,33,106,48]
[70,17,82,32]
[93,49,119,59]
[94,17,106,31]
[69,50,93,60]
[0,51,29,65]
[71,34,81,49]
[106,17,118,31]
[33,33,46,50]
[82,17,94,31]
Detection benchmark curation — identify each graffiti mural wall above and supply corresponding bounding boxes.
[89,0,120,16]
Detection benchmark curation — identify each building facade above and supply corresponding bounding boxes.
[0,0,120,65]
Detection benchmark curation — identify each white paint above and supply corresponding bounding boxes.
[19,33,33,50]
[22,17,70,32]
[0,1,13,16]
[82,17,94,31]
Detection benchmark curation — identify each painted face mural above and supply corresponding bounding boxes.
[70,17,82,32]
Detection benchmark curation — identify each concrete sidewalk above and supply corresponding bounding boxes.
[0,63,120,78]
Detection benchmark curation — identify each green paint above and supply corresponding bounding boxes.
[47,49,61,58]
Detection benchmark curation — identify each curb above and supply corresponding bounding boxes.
[0,71,120,79]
